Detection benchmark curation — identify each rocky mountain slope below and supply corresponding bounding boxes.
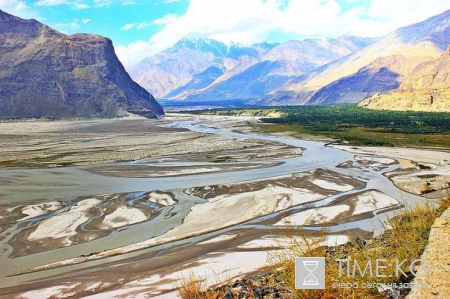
[359,47,450,112]
[0,10,164,119]
[277,9,450,106]
[182,36,375,103]
[131,36,375,102]
[306,55,433,105]
[127,9,450,108]
[164,41,270,101]
[130,38,229,98]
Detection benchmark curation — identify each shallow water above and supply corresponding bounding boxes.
[0,118,426,291]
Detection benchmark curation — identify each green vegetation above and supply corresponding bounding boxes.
[187,108,282,117]
[263,104,450,133]
[186,105,450,147]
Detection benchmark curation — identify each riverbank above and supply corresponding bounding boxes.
[184,106,450,148]
[0,114,296,168]
[0,115,447,298]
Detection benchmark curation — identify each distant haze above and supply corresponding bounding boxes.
[128,9,450,109]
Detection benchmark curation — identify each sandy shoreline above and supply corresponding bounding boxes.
[331,145,450,197]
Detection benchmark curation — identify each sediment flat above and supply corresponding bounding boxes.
[0,115,448,298]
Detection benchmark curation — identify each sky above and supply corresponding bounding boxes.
[1,0,450,68]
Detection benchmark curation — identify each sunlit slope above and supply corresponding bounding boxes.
[283,10,450,103]
[360,47,450,112]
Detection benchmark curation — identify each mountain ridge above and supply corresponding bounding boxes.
[359,47,450,112]
[131,35,376,102]
[0,10,164,119]
[276,9,450,105]
[128,9,450,108]
[129,37,231,97]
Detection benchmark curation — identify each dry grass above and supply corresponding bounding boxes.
[176,272,204,299]
[438,195,450,211]
[176,196,450,299]
[267,196,450,299]
[176,271,231,299]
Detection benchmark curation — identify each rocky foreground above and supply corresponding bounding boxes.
[407,208,450,299]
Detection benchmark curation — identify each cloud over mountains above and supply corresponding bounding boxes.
[116,0,450,68]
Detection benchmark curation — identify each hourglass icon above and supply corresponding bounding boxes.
[303,260,319,285]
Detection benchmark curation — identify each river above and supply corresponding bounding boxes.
[0,118,427,296]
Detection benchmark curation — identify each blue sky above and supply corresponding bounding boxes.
[1,0,449,68]
[0,0,190,45]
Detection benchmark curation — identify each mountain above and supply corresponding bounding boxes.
[275,9,450,105]
[165,65,224,100]
[264,37,376,73]
[359,47,450,112]
[154,36,375,103]
[0,10,164,119]
[159,43,272,101]
[128,10,450,108]
[306,55,432,105]
[130,38,229,97]
[184,60,297,102]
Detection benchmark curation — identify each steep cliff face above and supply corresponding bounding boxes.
[0,10,164,119]
[359,48,450,112]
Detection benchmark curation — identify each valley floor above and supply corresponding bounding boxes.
[0,115,449,298]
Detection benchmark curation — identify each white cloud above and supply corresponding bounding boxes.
[73,3,89,9]
[35,0,89,10]
[93,0,112,7]
[153,13,178,25]
[122,23,136,30]
[115,40,154,68]
[116,0,450,69]
[52,17,91,30]
[121,21,152,30]
[136,22,151,29]
[35,0,72,6]
[0,0,37,18]
[0,0,26,10]
[122,0,136,5]
[147,0,282,53]
[368,0,450,28]
[35,0,113,9]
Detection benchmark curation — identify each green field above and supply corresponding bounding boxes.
[185,105,450,148]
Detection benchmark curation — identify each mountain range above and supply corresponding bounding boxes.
[0,10,164,119]
[284,8,450,106]
[359,46,450,111]
[130,9,450,111]
[131,36,376,102]
[2,8,449,116]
